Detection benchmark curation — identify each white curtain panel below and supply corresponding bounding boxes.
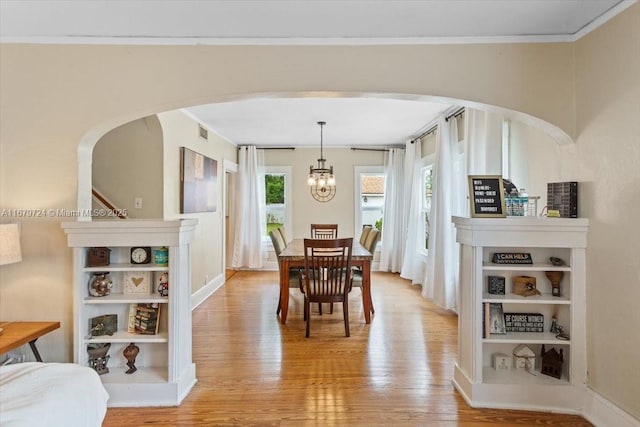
[423,117,458,310]
[399,139,425,284]
[379,148,407,272]
[465,108,503,175]
[231,146,265,268]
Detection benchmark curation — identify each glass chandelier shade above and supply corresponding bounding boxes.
[307,121,336,187]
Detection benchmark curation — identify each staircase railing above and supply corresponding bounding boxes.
[92,188,128,219]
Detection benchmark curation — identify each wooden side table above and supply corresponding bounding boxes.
[0,321,60,362]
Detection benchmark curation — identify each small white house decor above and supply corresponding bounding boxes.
[513,344,536,372]
[492,353,512,371]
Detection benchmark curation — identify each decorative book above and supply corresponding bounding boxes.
[484,302,506,336]
[128,303,161,335]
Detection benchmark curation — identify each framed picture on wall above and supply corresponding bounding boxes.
[180,147,217,213]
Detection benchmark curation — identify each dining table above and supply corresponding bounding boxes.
[277,238,373,324]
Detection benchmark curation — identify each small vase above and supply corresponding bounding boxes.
[88,272,113,297]
[156,271,169,297]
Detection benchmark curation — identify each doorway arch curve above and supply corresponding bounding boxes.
[76,90,573,216]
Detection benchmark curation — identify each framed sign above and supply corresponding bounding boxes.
[468,175,506,218]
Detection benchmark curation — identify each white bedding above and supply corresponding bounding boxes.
[0,362,109,427]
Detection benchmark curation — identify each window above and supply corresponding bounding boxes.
[421,155,435,253]
[264,167,292,239]
[354,166,385,241]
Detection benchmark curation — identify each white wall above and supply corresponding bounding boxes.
[509,120,564,206]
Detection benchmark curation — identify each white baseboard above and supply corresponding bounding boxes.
[583,388,640,427]
[191,273,225,310]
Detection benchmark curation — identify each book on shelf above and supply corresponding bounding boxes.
[128,303,161,335]
[484,302,506,336]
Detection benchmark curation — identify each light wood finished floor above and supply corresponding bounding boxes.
[103,271,592,426]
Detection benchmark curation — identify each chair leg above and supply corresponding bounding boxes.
[276,300,281,315]
[329,303,334,314]
[343,299,350,337]
[318,303,323,315]
[303,297,308,321]
[305,300,311,338]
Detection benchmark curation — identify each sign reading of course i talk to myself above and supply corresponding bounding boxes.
[468,175,506,218]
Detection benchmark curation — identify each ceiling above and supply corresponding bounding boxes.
[1,0,633,148]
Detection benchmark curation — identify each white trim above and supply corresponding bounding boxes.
[583,388,640,427]
[0,34,603,46]
[191,273,225,310]
[569,0,638,42]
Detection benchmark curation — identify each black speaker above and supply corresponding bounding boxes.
[547,181,578,218]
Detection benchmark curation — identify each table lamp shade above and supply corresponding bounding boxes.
[0,223,22,265]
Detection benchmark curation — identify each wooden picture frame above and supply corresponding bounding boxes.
[180,147,218,213]
[468,175,506,218]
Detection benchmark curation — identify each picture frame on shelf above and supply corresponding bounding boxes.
[487,275,506,294]
[123,271,151,295]
[468,175,506,218]
[89,314,117,337]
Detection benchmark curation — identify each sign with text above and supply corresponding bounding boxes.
[468,175,506,218]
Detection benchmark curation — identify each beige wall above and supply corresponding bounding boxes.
[158,110,237,294]
[92,116,164,218]
[0,8,638,416]
[572,4,640,417]
[265,148,384,239]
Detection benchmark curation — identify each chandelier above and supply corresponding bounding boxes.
[307,121,336,188]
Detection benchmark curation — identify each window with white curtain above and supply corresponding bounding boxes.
[421,154,435,254]
[354,166,385,241]
[263,166,292,241]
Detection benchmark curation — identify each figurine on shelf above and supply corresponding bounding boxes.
[545,270,564,297]
[123,342,140,374]
[156,271,169,297]
[87,343,111,375]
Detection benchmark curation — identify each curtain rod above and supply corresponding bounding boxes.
[412,124,438,143]
[350,147,391,152]
[238,146,296,150]
[445,107,465,122]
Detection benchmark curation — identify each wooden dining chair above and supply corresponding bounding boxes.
[301,238,353,337]
[310,224,338,239]
[359,225,373,245]
[277,226,289,245]
[351,228,380,315]
[269,229,302,315]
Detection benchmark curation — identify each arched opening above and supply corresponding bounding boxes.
[77,91,573,218]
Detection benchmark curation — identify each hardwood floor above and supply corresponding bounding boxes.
[103,271,592,426]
